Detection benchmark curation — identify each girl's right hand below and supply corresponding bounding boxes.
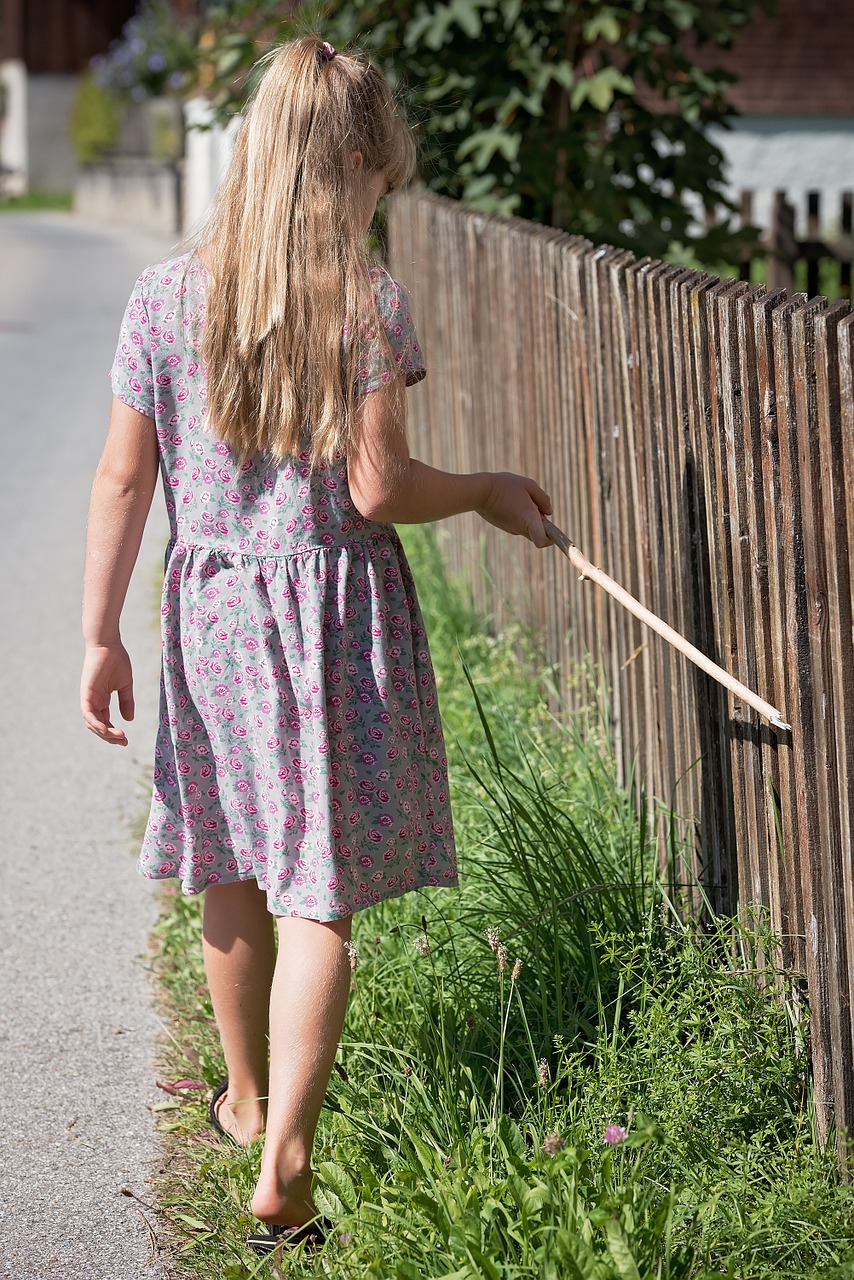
[80,642,135,746]
[476,472,553,548]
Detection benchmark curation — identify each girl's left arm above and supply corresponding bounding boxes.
[81,395,159,746]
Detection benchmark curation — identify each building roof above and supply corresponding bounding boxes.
[703,0,854,118]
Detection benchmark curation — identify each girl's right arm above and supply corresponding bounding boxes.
[348,377,553,547]
[81,396,159,745]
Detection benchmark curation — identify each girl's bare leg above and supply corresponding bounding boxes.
[202,879,277,1144]
[250,913,352,1226]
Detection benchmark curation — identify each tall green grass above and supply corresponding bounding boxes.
[151,526,853,1279]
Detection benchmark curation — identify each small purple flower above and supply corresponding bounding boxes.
[604,1124,627,1145]
[147,51,166,72]
[543,1132,565,1156]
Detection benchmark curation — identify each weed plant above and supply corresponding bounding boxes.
[151,527,853,1279]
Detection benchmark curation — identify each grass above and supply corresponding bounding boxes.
[148,525,854,1279]
[666,244,849,303]
[0,190,73,212]
[732,255,848,302]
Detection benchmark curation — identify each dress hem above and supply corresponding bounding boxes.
[142,863,459,922]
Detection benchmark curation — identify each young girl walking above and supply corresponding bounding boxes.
[81,35,552,1254]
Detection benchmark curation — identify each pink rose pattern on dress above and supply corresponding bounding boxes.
[110,255,456,920]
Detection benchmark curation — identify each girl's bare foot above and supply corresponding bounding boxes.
[212,1088,266,1146]
[251,1161,316,1227]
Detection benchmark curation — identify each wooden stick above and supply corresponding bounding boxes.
[543,518,792,731]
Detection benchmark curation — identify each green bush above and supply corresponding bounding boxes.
[148,98,183,161]
[69,74,119,164]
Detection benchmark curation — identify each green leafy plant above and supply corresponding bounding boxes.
[69,74,120,164]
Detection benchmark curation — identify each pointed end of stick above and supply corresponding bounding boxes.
[770,714,792,732]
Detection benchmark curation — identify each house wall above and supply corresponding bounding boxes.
[0,0,137,75]
[712,117,854,233]
[698,0,854,119]
[0,0,135,193]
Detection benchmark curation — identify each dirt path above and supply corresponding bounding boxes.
[0,212,178,1279]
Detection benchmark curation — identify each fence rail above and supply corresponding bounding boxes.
[739,188,853,298]
[388,190,854,1163]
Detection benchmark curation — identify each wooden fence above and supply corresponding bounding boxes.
[388,190,854,1162]
[739,188,853,299]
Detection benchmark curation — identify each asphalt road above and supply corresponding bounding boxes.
[0,213,178,1279]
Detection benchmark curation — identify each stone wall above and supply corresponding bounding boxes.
[26,73,78,191]
[75,156,182,235]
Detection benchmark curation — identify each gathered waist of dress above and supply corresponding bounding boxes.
[165,526,398,561]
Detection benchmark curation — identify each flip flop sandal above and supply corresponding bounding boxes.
[248,1219,328,1256]
[208,1078,231,1138]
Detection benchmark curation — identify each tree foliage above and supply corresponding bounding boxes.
[199,0,773,261]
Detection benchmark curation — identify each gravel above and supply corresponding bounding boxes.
[0,212,184,1279]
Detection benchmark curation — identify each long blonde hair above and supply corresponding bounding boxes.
[199,36,416,466]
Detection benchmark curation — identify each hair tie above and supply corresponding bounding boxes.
[319,41,336,62]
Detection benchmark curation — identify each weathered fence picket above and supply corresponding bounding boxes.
[389,190,854,1164]
[740,189,854,299]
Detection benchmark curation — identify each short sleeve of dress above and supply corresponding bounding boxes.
[109,275,156,416]
[356,268,426,396]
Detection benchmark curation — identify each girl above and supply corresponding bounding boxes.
[81,35,551,1255]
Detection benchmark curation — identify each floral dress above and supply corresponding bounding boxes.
[110,253,457,920]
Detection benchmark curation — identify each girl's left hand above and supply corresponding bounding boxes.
[80,643,135,746]
[476,472,553,547]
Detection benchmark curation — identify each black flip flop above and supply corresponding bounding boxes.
[248,1218,328,1255]
[208,1077,230,1138]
